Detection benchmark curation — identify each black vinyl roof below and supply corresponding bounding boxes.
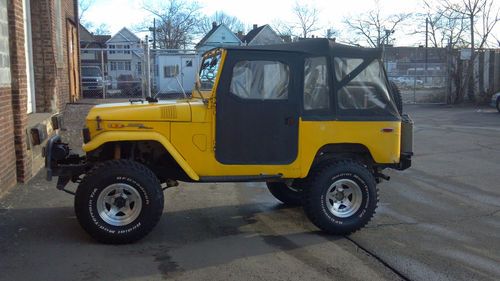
[223,38,383,58]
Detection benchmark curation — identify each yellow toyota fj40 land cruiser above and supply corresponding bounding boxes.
[45,39,413,244]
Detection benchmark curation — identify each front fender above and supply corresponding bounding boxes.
[82,131,199,181]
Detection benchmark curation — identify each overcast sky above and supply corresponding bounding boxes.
[82,0,499,47]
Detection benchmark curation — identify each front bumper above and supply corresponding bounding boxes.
[44,135,87,190]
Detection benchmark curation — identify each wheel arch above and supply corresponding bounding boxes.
[83,131,199,181]
[308,143,375,174]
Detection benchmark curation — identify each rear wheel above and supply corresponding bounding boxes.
[267,181,303,206]
[496,99,500,113]
[303,160,378,235]
[75,160,164,244]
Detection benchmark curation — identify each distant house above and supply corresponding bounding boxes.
[79,24,111,69]
[243,24,283,46]
[106,27,143,80]
[195,23,242,54]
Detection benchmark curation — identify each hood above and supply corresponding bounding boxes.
[86,100,193,122]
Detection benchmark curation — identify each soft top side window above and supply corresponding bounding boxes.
[304,57,330,111]
[334,57,398,118]
[230,60,289,100]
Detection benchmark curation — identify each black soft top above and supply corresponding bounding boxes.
[222,38,382,59]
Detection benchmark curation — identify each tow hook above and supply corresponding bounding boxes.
[374,172,390,183]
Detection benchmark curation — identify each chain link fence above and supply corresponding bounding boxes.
[384,46,451,104]
[80,47,201,100]
[80,48,145,99]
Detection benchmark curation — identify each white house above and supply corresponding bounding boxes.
[243,24,283,46]
[195,23,242,54]
[106,27,143,81]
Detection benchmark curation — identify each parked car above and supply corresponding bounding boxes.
[116,74,142,97]
[491,92,500,113]
[81,66,105,98]
[391,76,424,88]
[45,39,413,244]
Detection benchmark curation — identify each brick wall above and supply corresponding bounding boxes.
[0,86,16,191]
[7,0,31,183]
[0,1,16,192]
[30,0,77,113]
[0,0,78,193]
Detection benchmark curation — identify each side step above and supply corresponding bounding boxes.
[199,174,282,183]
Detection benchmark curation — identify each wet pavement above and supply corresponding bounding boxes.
[0,104,499,281]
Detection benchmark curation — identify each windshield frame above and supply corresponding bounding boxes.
[199,49,224,92]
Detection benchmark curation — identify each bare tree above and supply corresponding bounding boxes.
[292,2,321,38]
[342,1,411,47]
[79,0,95,22]
[93,23,111,35]
[413,0,468,48]
[143,0,202,49]
[441,0,499,102]
[271,19,294,37]
[198,11,245,34]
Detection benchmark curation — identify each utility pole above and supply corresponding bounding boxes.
[425,17,428,84]
[144,35,151,98]
[149,18,157,49]
[153,18,156,49]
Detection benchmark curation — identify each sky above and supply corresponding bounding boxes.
[82,0,499,47]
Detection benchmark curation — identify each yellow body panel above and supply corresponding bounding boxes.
[82,49,401,181]
[82,129,199,181]
[169,116,401,178]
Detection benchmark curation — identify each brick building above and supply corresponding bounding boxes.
[0,0,79,196]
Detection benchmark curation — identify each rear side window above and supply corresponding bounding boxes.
[230,60,289,100]
[304,57,330,110]
[334,58,398,117]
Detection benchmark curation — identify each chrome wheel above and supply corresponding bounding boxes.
[96,183,143,226]
[325,179,362,218]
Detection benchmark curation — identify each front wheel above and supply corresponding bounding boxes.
[75,160,164,244]
[496,99,500,113]
[303,160,378,235]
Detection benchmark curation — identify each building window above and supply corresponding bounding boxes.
[125,61,131,71]
[230,60,289,100]
[110,61,116,71]
[124,45,130,54]
[109,45,115,54]
[137,62,142,74]
[185,60,193,67]
[164,65,179,77]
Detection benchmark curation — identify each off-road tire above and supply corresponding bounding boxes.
[267,181,303,206]
[303,160,378,235]
[390,81,403,114]
[75,160,164,244]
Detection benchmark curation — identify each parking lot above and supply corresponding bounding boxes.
[0,104,499,281]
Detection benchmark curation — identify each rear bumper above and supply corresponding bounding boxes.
[44,135,87,189]
[396,114,413,170]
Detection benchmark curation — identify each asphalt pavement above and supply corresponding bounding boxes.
[0,104,499,281]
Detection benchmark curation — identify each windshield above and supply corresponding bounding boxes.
[81,67,102,77]
[199,50,222,91]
